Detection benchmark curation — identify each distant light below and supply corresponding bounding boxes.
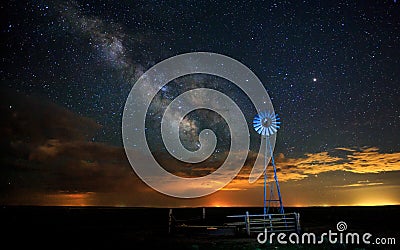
[313,78,317,82]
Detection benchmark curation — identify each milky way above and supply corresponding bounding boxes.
[3,1,399,153]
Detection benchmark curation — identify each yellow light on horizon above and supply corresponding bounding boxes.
[353,200,400,206]
[210,202,230,208]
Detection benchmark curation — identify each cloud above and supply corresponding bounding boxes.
[335,147,357,152]
[219,147,400,193]
[27,139,135,192]
[344,147,400,173]
[265,147,400,182]
[0,89,131,195]
[330,181,384,188]
[152,145,400,193]
[1,88,100,146]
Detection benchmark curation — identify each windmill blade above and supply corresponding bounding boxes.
[261,127,266,135]
[268,127,273,136]
[253,123,262,129]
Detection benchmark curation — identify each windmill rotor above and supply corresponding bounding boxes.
[253,112,280,136]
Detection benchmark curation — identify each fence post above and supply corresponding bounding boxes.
[295,212,301,234]
[268,214,273,231]
[168,208,173,234]
[245,211,250,236]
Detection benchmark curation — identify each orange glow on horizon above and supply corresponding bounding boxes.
[44,192,95,206]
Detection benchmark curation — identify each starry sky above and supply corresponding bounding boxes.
[1,0,399,207]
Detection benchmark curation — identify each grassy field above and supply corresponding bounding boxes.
[1,206,398,249]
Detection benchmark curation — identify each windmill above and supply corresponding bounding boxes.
[253,112,284,215]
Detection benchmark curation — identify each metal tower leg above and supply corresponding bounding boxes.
[263,136,267,218]
[266,136,284,214]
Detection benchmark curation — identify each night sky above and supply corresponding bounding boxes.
[1,0,399,207]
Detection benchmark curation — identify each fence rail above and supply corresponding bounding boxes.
[226,212,301,236]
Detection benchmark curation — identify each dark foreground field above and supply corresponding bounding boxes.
[1,206,398,249]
